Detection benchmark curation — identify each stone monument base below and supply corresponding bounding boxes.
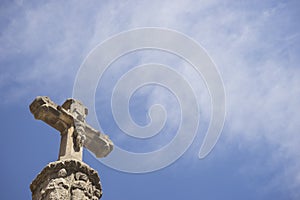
[30,159,102,200]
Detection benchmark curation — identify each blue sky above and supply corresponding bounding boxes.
[1,0,300,199]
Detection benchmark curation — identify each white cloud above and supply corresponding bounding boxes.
[1,0,300,197]
[91,0,300,196]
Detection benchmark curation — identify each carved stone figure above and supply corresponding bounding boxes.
[29,97,113,200]
[31,160,102,200]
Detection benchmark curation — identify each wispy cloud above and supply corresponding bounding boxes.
[1,0,300,198]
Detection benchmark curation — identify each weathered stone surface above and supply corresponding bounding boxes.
[29,96,113,161]
[30,160,102,200]
[30,96,114,200]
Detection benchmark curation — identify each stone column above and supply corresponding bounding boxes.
[30,160,102,200]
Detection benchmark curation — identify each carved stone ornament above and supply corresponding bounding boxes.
[29,97,113,200]
[30,160,102,200]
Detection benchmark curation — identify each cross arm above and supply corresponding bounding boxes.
[30,96,74,132]
[83,124,114,158]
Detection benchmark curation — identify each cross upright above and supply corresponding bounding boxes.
[30,96,113,161]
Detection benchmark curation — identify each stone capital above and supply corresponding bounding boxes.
[31,160,102,200]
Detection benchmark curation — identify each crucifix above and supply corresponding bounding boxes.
[30,96,113,161]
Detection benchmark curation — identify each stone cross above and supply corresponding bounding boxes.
[30,96,113,161]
